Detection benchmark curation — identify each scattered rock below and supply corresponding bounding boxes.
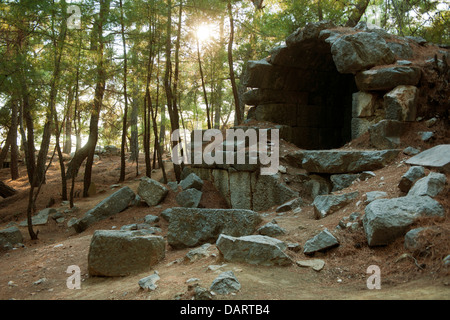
[138,177,169,207]
[257,220,286,237]
[330,174,359,191]
[365,191,388,204]
[19,208,56,227]
[303,229,340,255]
[403,146,420,156]
[0,226,23,249]
[418,131,434,142]
[175,188,202,208]
[275,198,302,213]
[71,186,136,233]
[167,208,262,249]
[216,234,292,266]
[210,271,241,295]
[398,166,426,193]
[363,196,445,246]
[407,172,446,197]
[313,191,359,219]
[179,173,204,191]
[138,271,160,291]
[296,259,325,271]
[88,230,165,277]
[144,214,160,224]
[194,286,214,300]
[186,243,214,262]
[405,145,450,173]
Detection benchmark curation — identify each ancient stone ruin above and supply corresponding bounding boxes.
[241,20,449,150]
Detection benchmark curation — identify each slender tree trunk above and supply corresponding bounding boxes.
[63,86,74,154]
[227,1,242,125]
[119,0,129,182]
[10,99,19,180]
[345,0,371,27]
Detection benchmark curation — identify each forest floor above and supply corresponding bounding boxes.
[0,129,449,301]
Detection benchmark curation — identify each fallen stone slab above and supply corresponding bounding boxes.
[405,145,450,173]
[363,196,445,246]
[296,149,400,174]
[407,172,446,197]
[71,186,135,233]
[303,229,340,255]
[210,271,241,295]
[276,198,302,213]
[257,220,286,237]
[365,191,388,204]
[0,226,23,248]
[398,166,426,193]
[179,173,204,191]
[88,230,165,277]
[19,208,56,227]
[175,188,202,208]
[138,177,169,206]
[296,259,325,271]
[167,208,262,249]
[216,234,292,266]
[138,271,160,291]
[313,191,359,219]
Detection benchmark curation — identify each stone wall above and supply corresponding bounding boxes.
[242,21,450,150]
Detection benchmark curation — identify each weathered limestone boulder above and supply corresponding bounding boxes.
[407,172,446,197]
[296,149,400,174]
[138,271,160,291]
[365,191,388,204]
[363,196,445,246]
[368,119,410,149]
[88,230,165,277]
[355,66,421,91]
[313,191,359,219]
[216,234,292,266]
[330,174,360,191]
[331,32,396,74]
[257,220,286,237]
[138,177,168,206]
[384,85,418,121]
[251,173,299,211]
[303,229,340,255]
[0,226,23,248]
[276,198,302,213]
[175,188,202,208]
[72,186,135,233]
[296,259,325,271]
[405,145,450,173]
[286,20,337,47]
[398,166,426,193]
[167,208,262,249]
[210,271,241,295]
[179,173,204,191]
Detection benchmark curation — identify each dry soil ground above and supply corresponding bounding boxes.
[0,143,449,301]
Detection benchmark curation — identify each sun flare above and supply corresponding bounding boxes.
[196,24,213,42]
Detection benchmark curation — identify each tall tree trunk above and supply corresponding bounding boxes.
[129,85,139,175]
[10,99,19,180]
[63,85,74,154]
[227,1,242,125]
[119,0,129,182]
[345,0,371,27]
[164,0,182,181]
